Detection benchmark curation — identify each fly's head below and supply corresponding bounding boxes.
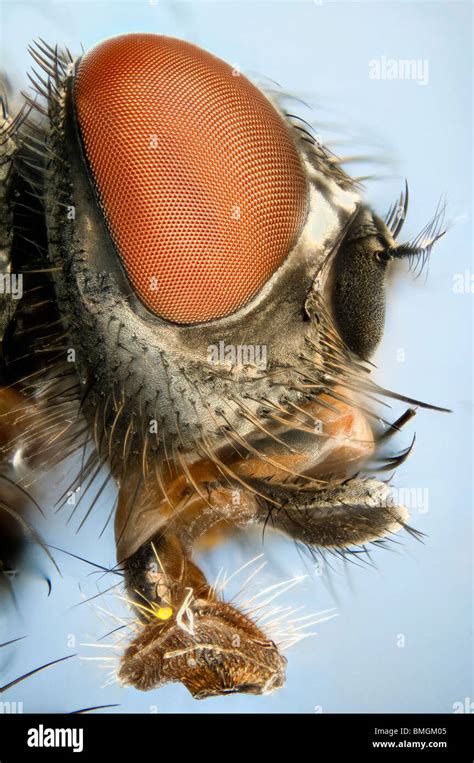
[48,33,335,560]
[13,33,448,699]
[36,35,446,457]
[38,32,349,468]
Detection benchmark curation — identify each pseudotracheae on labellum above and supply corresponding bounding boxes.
[0,33,448,699]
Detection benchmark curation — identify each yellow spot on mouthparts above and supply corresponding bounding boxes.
[156,607,173,621]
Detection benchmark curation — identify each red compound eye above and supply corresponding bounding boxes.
[74,33,308,324]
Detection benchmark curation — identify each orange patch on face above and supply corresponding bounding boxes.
[305,390,374,476]
[233,389,374,481]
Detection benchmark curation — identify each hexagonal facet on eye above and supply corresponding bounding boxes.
[74,33,308,324]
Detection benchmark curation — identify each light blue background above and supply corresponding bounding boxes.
[0,0,472,713]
